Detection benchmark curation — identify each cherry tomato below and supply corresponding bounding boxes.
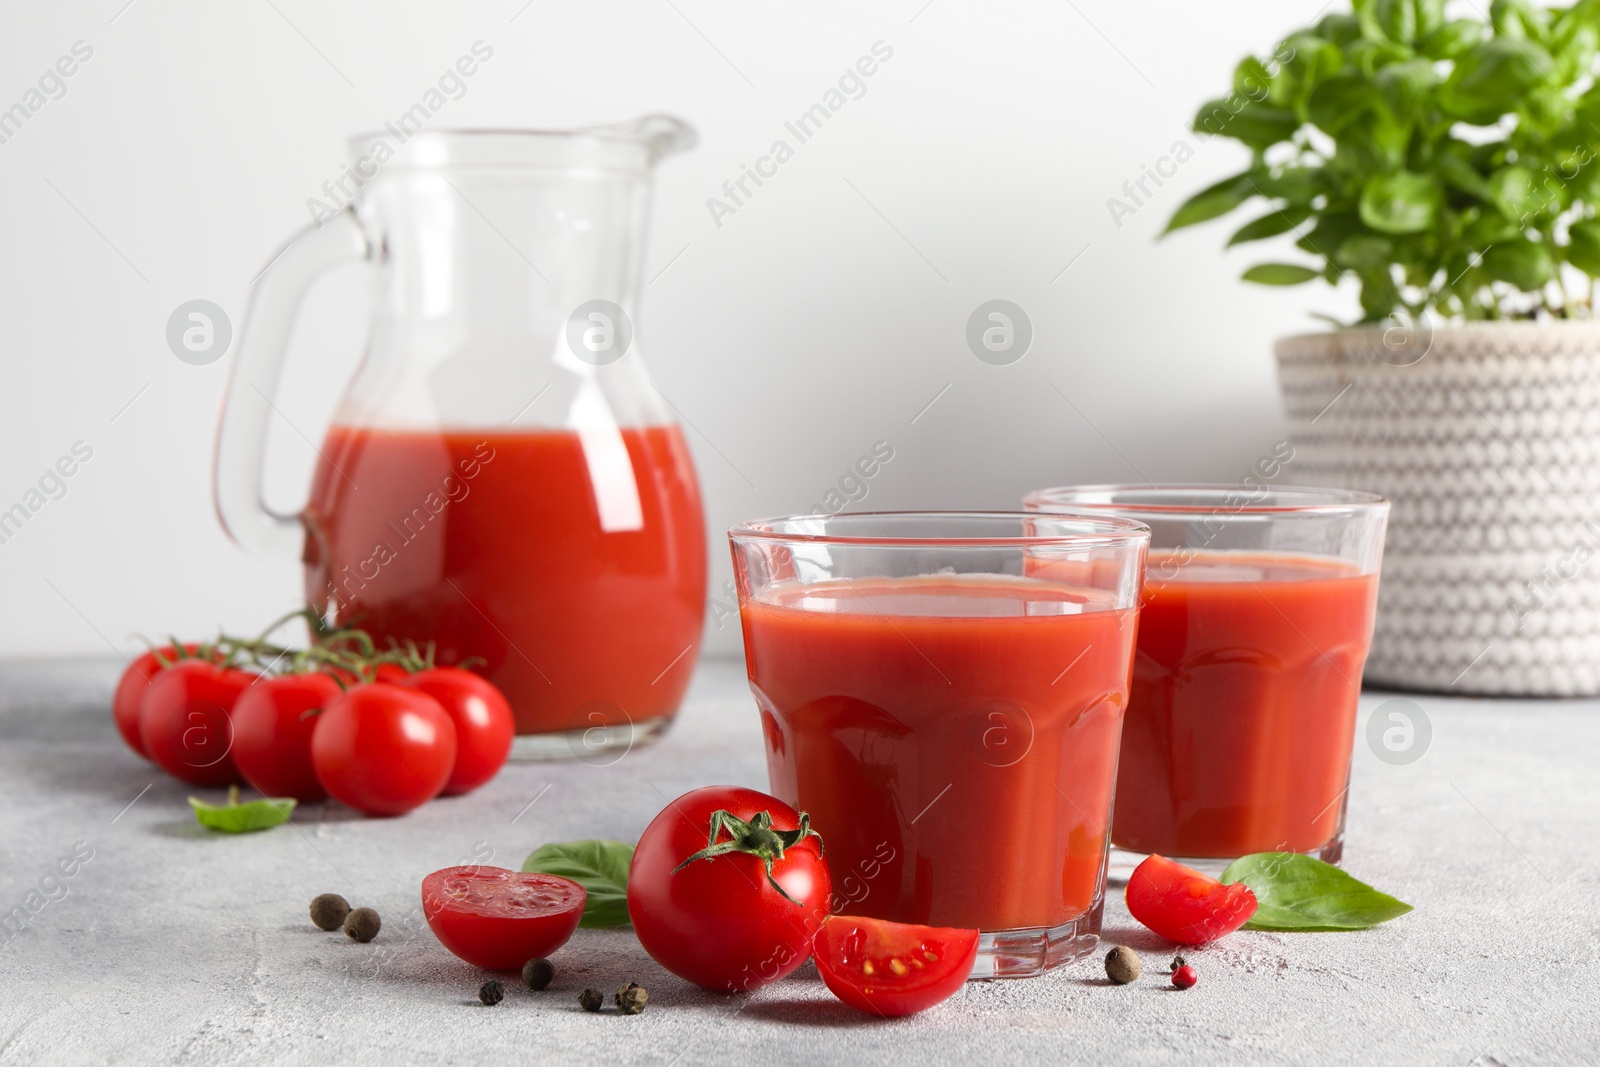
[231,672,342,801]
[399,668,513,795]
[814,915,978,1017]
[421,866,585,970]
[310,683,456,816]
[1125,854,1258,946]
[628,785,832,992]
[112,644,211,758]
[138,660,254,786]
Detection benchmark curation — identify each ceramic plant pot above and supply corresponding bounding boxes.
[1277,322,1600,695]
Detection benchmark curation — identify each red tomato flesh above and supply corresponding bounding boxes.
[421,866,585,971]
[814,915,978,1017]
[1125,854,1258,946]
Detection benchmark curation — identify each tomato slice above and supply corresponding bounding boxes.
[421,867,586,971]
[1125,854,1258,946]
[813,915,978,1017]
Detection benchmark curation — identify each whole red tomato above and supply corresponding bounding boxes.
[1126,854,1258,945]
[311,683,456,816]
[628,785,832,992]
[138,660,254,786]
[400,668,513,795]
[112,644,211,759]
[231,672,342,801]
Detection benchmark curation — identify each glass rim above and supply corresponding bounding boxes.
[347,120,694,172]
[1024,483,1388,516]
[728,510,1152,549]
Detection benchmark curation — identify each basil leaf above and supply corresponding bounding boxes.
[1360,171,1443,235]
[1221,852,1413,931]
[1484,239,1557,289]
[1163,171,1254,235]
[1440,39,1553,124]
[1242,263,1321,285]
[189,795,296,833]
[1566,220,1600,276]
[1420,18,1486,60]
[1335,234,1395,270]
[522,840,634,927]
[1227,206,1311,247]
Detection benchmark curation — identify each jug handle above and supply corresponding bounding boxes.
[214,209,368,556]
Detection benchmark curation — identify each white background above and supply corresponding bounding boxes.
[0,0,1362,659]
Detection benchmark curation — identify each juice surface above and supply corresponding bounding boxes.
[1113,551,1378,858]
[741,575,1137,933]
[304,425,706,734]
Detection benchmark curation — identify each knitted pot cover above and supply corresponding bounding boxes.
[1276,322,1600,696]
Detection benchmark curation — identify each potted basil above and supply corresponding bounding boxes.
[1168,0,1600,695]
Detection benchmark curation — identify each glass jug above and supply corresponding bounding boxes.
[215,118,707,759]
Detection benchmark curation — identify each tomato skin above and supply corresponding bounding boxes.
[421,866,585,970]
[138,660,254,786]
[1125,854,1259,946]
[400,669,513,795]
[113,644,210,759]
[311,684,456,816]
[231,672,342,801]
[628,785,832,992]
[814,915,978,1017]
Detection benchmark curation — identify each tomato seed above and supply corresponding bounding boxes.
[889,959,909,977]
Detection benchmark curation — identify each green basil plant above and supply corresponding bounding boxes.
[1168,0,1600,322]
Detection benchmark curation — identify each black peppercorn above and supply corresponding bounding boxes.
[614,982,648,1015]
[343,906,381,943]
[309,893,351,931]
[522,957,554,990]
[479,980,504,1006]
[578,988,604,1013]
[1105,945,1141,985]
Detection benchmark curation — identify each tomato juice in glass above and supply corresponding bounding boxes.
[1025,486,1388,865]
[304,423,706,744]
[730,513,1149,978]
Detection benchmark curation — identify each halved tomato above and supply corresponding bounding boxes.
[1125,854,1258,945]
[422,866,586,971]
[813,915,978,1017]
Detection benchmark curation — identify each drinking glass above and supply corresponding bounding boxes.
[1025,485,1389,867]
[729,512,1149,978]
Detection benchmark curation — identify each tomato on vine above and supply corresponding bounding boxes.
[138,660,255,787]
[113,644,216,759]
[400,668,514,795]
[231,672,342,802]
[311,683,457,816]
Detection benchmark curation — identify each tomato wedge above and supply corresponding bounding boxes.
[1125,854,1258,946]
[422,866,586,971]
[813,915,978,1017]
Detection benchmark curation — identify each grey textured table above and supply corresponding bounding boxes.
[0,657,1595,1066]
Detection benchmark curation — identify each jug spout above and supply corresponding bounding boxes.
[583,113,697,163]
